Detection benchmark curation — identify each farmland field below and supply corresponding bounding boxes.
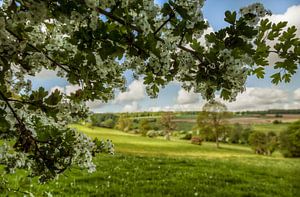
[1,124,299,196]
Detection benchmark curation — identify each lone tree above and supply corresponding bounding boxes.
[0,0,299,182]
[198,100,230,148]
[115,115,132,132]
[139,119,151,136]
[160,112,176,140]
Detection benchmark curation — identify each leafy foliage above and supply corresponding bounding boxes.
[228,124,253,144]
[115,115,132,132]
[160,112,176,140]
[197,100,231,147]
[91,113,117,128]
[0,0,299,182]
[280,121,300,157]
[139,119,151,136]
[249,131,278,155]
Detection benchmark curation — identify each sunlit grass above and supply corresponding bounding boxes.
[1,124,299,196]
[252,123,289,133]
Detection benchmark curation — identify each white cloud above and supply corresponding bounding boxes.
[34,68,59,79]
[49,84,81,95]
[294,88,300,101]
[115,79,145,103]
[149,102,202,112]
[223,87,289,111]
[122,101,139,112]
[86,100,105,109]
[176,88,200,104]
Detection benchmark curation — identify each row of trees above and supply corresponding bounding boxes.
[195,101,300,157]
[90,100,300,158]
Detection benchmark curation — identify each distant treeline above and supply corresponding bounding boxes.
[237,109,300,115]
[93,109,300,118]
[109,111,200,117]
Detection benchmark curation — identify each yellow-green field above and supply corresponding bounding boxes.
[1,124,300,196]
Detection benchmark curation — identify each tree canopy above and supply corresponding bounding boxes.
[0,0,299,182]
[198,100,231,147]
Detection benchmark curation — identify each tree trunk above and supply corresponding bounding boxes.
[215,129,219,148]
[165,131,171,141]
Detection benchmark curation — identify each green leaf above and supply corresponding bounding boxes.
[161,3,173,16]
[224,11,236,25]
[271,73,281,84]
[253,67,265,78]
[45,89,63,106]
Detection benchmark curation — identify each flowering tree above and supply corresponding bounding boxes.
[0,0,299,182]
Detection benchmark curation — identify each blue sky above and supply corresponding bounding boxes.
[30,0,300,112]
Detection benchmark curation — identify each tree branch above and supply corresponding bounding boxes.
[96,7,205,62]
[154,13,175,35]
[0,91,23,125]
[96,7,141,32]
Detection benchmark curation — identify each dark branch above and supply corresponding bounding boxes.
[96,7,141,32]
[0,91,23,125]
[154,13,175,35]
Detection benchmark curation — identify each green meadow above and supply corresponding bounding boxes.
[1,124,299,196]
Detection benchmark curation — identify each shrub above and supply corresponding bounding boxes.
[91,113,118,127]
[273,120,282,124]
[191,136,202,145]
[180,132,192,140]
[249,131,278,155]
[240,127,253,144]
[116,116,132,132]
[280,121,300,157]
[146,130,158,138]
[139,119,151,136]
[101,119,115,128]
[266,131,278,155]
[157,130,165,136]
[228,124,242,144]
[249,131,267,155]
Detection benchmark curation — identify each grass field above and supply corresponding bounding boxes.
[1,124,300,196]
[252,123,290,134]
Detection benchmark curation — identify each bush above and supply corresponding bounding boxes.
[249,131,278,155]
[273,120,282,124]
[249,131,267,155]
[240,127,253,144]
[146,130,158,138]
[157,130,165,136]
[199,126,215,142]
[280,121,300,157]
[191,136,202,145]
[139,119,151,136]
[91,113,118,127]
[228,124,242,144]
[101,119,115,128]
[266,131,278,155]
[180,132,192,140]
[115,116,132,132]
